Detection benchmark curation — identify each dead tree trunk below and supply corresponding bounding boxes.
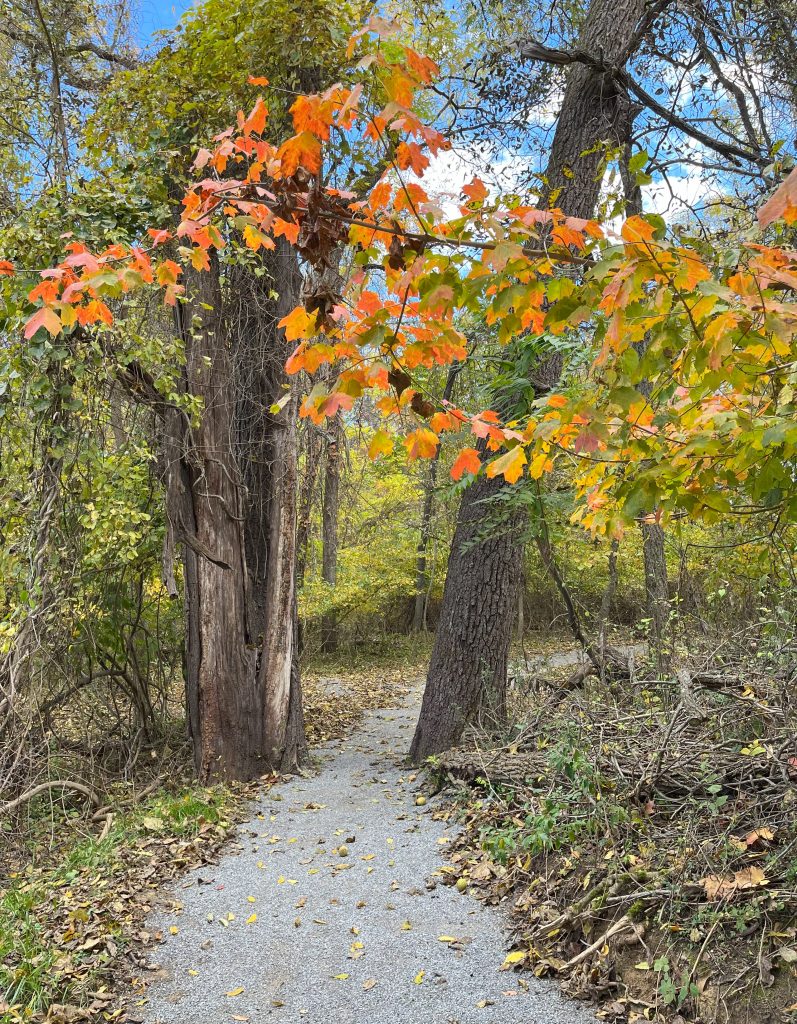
[410,0,650,760]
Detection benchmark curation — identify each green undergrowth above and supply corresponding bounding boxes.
[303,631,434,675]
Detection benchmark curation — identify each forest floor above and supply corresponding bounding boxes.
[0,644,424,1023]
[128,681,593,1024]
[434,638,797,1024]
[4,634,796,1024]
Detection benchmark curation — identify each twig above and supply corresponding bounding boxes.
[1,779,101,815]
[562,914,635,969]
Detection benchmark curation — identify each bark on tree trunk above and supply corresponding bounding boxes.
[165,243,305,781]
[296,424,323,585]
[409,473,523,762]
[540,0,646,217]
[410,0,650,759]
[233,241,306,772]
[320,412,342,653]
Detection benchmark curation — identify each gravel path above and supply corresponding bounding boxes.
[138,686,595,1024]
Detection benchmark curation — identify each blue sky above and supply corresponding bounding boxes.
[135,0,193,45]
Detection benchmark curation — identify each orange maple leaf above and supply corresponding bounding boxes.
[155,260,182,287]
[451,447,481,480]
[396,141,429,176]
[404,427,439,459]
[462,177,488,204]
[758,168,797,228]
[24,306,62,340]
[276,132,322,177]
[621,215,656,244]
[279,307,316,343]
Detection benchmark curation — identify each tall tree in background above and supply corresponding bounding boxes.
[0,0,136,202]
[410,0,656,761]
[320,412,343,652]
[117,1,362,778]
[412,363,461,633]
[410,0,787,759]
[1,0,368,781]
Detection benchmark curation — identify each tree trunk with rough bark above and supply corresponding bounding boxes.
[166,243,305,781]
[410,0,650,760]
[409,473,523,761]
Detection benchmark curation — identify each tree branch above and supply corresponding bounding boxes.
[517,37,767,168]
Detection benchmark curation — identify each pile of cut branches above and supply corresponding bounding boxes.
[431,649,797,1023]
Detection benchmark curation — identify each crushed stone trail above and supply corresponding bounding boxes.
[139,686,595,1024]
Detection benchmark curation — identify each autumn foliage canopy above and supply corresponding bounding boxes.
[5,18,797,537]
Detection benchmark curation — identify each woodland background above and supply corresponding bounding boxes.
[1,0,797,1021]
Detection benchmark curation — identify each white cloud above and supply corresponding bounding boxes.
[402,144,533,219]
